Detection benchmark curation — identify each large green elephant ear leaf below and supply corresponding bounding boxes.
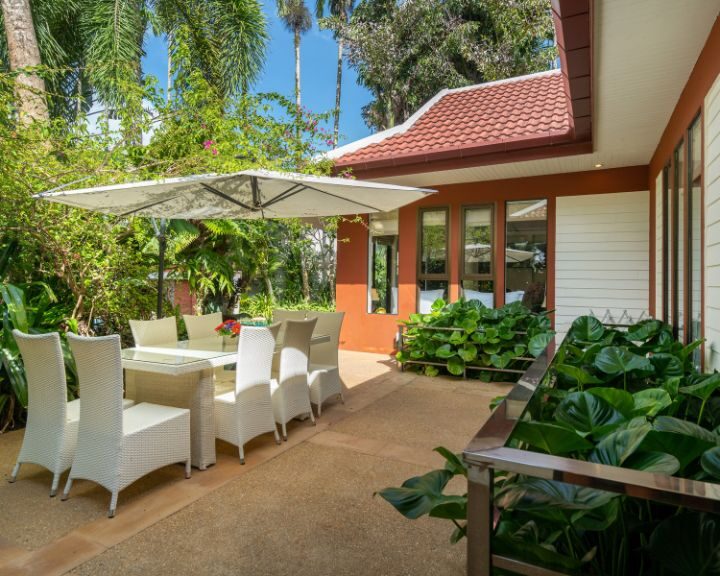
[700,446,720,480]
[648,512,720,576]
[511,420,593,454]
[528,333,553,357]
[568,316,605,342]
[593,346,651,375]
[554,392,626,438]
[589,423,651,466]
[376,469,454,519]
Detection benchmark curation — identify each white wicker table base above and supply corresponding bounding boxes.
[125,368,216,469]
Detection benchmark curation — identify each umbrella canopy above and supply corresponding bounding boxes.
[34,169,436,219]
[464,243,535,263]
[34,169,436,317]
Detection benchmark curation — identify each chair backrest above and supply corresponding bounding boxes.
[235,323,281,395]
[12,330,68,437]
[279,318,316,389]
[67,334,124,472]
[272,309,308,347]
[306,311,344,367]
[183,312,222,340]
[129,317,178,347]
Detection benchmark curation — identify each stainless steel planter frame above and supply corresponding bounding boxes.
[462,336,720,576]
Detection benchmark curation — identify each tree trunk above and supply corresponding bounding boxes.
[294,28,301,110]
[263,271,275,301]
[332,38,343,148]
[1,0,48,123]
[300,254,310,302]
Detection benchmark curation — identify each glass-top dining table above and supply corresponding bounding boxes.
[121,334,330,469]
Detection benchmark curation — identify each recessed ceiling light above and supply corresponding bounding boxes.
[594,163,603,168]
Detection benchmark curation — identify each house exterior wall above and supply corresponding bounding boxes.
[704,75,720,369]
[555,191,650,336]
[336,167,647,353]
[648,15,720,369]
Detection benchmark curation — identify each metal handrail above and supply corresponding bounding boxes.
[462,334,720,576]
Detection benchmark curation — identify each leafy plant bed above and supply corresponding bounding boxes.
[380,316,720,575]
[395,299,554,381]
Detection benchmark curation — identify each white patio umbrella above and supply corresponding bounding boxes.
[35,169,436,315]
[464,243,535,263]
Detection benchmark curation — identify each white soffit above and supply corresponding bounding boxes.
[367,0,720,188]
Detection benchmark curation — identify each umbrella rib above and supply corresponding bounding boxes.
[299,183,384,212]
[119,195,181,217]
[201,183,257,211]
[260,183,305,209]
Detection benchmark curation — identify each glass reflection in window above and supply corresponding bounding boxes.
[368,211,399,314]
[505,200,548,311]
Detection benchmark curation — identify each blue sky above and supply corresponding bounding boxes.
[141,4,374,147]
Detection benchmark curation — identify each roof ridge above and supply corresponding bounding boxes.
[326,68,562,162]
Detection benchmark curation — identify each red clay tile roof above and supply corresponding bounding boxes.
[333,70,573,169]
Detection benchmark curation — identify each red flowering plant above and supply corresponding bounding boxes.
[215,319,241,337]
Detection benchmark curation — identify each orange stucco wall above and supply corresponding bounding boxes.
[336,166,648,352]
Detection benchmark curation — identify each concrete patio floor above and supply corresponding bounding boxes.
[0,351,509,576]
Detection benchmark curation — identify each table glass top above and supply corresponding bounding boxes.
[121,334,328,366]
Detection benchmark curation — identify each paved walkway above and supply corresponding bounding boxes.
[0,352,508,576]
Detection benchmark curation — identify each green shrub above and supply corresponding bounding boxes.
[379,316,720,575]
[396,298,554,380]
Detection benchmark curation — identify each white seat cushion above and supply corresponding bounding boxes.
[506,290,525,304]
[123,403,189,436]
[464,289,494,308]
[419,289,444,313]
[66,398,134,422]
[214,391,235,406]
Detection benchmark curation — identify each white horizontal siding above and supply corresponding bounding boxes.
[556,191,650,336]
[706,74,720,370]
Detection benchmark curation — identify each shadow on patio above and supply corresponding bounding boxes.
[0,351,510,576]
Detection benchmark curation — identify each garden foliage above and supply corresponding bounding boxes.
[395,298,554,380]
[381,316,720,575]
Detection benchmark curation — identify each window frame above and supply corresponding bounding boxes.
[367,211,399,315]
[459,204,495,295]
[416,207,451,311]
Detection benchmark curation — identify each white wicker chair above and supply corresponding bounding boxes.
[9,331,79,497]
[307,311,345,416]
[271,318,316,440]
[129,317,178,347]
[9,330,135,497]
[214,323,281,464]
[62,334,191,518]
[183,312,234,392]
[183,312,222,340]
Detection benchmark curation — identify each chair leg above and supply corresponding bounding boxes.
[317,401,322,417]
[310,409,316,426]
[281,421,287,441]
[340,392,345,404]
[8,462,20,483]
[274,429,281,445]
[108,491,119,518]
[50,472,61,497]
[239,446,245,465]
[185,459,192,479]
[61,477,74,501]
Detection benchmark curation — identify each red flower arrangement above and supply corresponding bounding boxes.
[215,319,241,337]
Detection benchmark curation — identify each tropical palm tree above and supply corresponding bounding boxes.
[315,0,354,147]
[275,0,312,112]
[0,0,48,122]
[0,0,268,119]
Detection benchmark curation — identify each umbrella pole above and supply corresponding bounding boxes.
[153,218,168,318]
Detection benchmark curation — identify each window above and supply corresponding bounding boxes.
[460,206,494,308]
[663,165,672,324]
[417,208,449,312]
[368,211,399,314]
[505,200,548,311]
[688,115,702,364]
[674,142,685,343]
